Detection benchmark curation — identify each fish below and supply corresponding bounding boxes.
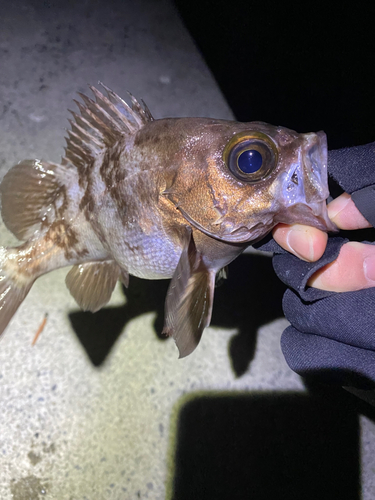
[0,83,336,357]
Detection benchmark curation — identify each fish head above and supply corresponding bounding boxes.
[163,119,336,244]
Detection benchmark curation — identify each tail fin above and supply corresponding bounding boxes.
[0,247,33,337]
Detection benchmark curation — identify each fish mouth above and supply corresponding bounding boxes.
[278,131,337,232]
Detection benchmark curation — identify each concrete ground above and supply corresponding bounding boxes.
[0,1,374,499]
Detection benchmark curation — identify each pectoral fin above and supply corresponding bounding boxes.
[65,261,121,312]
[163,228,215,358]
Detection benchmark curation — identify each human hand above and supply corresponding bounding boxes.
[271,196,375,388]
[263,141,375,387]
[272,193,373,292]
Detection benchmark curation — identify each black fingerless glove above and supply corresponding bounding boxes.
[257,142,375,388]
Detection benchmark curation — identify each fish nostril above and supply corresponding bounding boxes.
[291,170,299,185]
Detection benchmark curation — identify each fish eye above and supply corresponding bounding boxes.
[223,131,278,182]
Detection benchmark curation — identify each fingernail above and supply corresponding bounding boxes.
[364,255,375,283]
[287,228,314,262]
[328,193,351,221]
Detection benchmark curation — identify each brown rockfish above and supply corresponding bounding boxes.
[0,84,335,357]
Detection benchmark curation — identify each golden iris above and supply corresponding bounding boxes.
[223,131,278,182]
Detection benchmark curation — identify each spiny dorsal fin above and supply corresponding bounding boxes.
[65,260,123,313]
[62,83,154,169]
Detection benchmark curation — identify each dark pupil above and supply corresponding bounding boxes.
[237,149,263,173]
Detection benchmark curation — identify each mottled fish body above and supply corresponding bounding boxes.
[0,84,335,357]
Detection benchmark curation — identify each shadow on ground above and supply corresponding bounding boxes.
[68,252,286,372]
[168,391,361,500]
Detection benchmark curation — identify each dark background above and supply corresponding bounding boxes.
[175,0,375,150]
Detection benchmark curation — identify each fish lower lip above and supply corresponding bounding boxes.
[314,215,338,232]
[275,202,337,232]
[300,203,337,232]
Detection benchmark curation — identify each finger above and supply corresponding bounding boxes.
[328,193,372,230]
[308,241,375,292]
[272,223,328,262]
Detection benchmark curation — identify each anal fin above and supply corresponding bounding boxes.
[65,261,122,313]
[163,228,215,358]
